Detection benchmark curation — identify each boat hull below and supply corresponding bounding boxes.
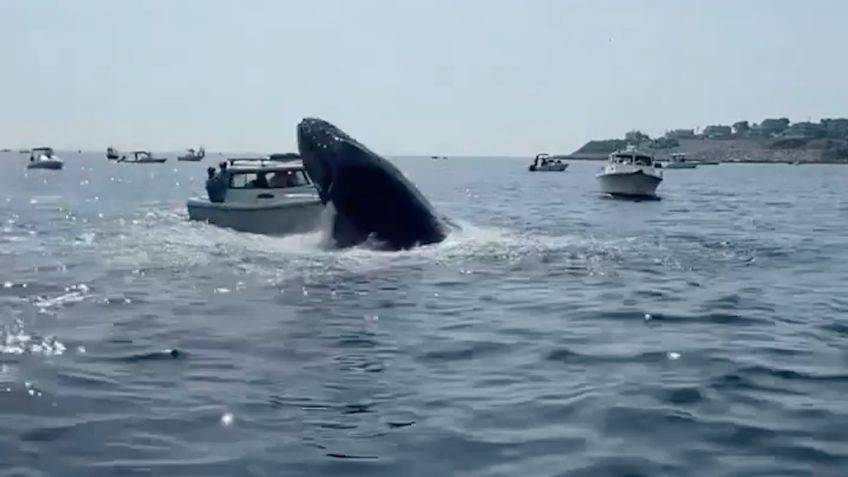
[597,171,662,197]
[186,198,324,235]
[27,159,64,170]
[177,157,203,162]
[663,163,697,169]
[529,163,568,172]
[119,159,167,164]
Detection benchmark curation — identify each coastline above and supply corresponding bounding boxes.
[561,136,848,165]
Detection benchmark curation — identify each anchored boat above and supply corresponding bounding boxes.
[529,153,568,172]
[662,152,698,169]
[118,151,167,164]
[27,147,64,170]
[177,147,206,162]
[106,147,120,160]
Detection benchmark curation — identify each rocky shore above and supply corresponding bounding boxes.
[564,118,848,164]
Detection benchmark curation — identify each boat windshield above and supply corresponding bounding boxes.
[229,170,310,189]
[612,153,652,165]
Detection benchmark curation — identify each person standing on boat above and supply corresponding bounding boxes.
[206,166,226,203]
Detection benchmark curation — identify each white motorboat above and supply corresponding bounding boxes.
[177,146,206,162]
[596,146,663,198]
[186,157,324,235]
[27,147,64,170]
[118,150,167,164]
[529,153,568,172]
[662,152,698,169]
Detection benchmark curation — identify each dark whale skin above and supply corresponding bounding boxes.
[297,118,448,250]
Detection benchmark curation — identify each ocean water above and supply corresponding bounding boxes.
[1,151,847,476]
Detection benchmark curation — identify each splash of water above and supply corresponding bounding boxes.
[0,319,66,356]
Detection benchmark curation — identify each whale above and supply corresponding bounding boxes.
[297,117,449,250]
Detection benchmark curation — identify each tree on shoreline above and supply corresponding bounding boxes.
[733,121,750,135]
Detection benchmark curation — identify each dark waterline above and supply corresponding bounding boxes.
[1,152,847,476]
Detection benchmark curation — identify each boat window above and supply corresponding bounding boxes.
[229,170,310,189]
[269,170,310,188]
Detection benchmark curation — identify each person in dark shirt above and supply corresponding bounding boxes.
[205,166,226,203]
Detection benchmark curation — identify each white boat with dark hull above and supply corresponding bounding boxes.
[528,153,568,172]
[186,157,324,235]
[27,147,64,170]
[106,146,120,160]
[118,150,167,164]
[662,152,698,169]
[596,147,663,198]
[177,147,206,162]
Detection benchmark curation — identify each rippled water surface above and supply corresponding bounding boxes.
[2,151,847,476]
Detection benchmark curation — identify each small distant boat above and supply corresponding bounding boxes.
[662,152,698,169]
[106,146,120,160]
[529,153,568,172]
[697,159,719,166]
[177,146,206,162]
[118,150,167,164]
[596,146,663,198]
[1,148,12,153]
[27,147,64,170]
[186,157,323,235]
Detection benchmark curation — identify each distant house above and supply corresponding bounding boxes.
[665,129,695,139]
[732,121,750,136]
[821,118,848,138]
[759,118,790,136]
[783,121,825,139]
[748,125,773,138]
[703,125,732,139]
[625,130,650,143]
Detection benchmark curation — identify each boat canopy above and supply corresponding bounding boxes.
[611,149,653,165]
[226,157,306,172]
[32,147,54,155]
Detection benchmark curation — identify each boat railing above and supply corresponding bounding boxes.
[228,156,271,166]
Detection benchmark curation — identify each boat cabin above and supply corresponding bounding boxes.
[220,158,316,204]
[132,150,153,160]
[533,153,563,165]
[669,152,689,162]
[609,148,655,166]
[30,147,54,159]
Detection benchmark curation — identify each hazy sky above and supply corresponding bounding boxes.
[2,0,846,155]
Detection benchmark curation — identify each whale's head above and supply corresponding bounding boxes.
[296,117,448,250]
[297,117,372,204]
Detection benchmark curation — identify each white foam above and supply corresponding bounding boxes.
[33,284,92,310]
[1,320,66,356]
